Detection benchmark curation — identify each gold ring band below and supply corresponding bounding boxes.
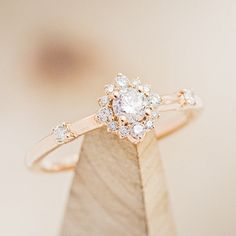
[26,74,202,173]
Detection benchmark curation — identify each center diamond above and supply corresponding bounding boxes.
[113,88,147,121]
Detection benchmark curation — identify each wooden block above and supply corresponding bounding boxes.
[61,127,176,236]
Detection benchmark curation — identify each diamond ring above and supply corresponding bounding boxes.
[26,74,202,172]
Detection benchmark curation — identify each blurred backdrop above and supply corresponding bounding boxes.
[0,0,236,235]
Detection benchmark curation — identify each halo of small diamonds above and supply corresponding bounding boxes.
[96,74,161,143]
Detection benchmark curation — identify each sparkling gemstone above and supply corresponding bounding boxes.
[99,96,109,107]
[97,107,111,122]
[150,94,161,106]
[131,123,145,138]
[97,74,163,143]
[105,84,114,94]
[53,125,70,142]
[108,121,117,131]
[115,75,129,87]
[119,126,129,137]
[112,88,147,121]
[146,120,154,129]
[151,111,159,119]
[183,89,196,105]
[143,84,151,93]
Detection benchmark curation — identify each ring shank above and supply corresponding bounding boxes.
[25,116,102,172]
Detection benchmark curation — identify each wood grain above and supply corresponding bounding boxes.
[61,127,175,236]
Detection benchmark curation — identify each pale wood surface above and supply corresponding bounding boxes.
[61,127,175,236]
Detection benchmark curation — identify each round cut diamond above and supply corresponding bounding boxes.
[131,123,145,139]
[146,120,154,129]
[115,75,129,87]
[149,94,161,106]
[105,84,114,94]
[143,84,151,93]
[108,121,118,131]
[99,96,109,107]
[151,111,159,119]
[53,125,70,142]
[119,126,129,137]
[183,89,196,105]
[113,88,147,121]
[97,107,112,122]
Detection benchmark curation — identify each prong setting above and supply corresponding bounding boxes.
[178,89,196,106]
[52,123,76,143]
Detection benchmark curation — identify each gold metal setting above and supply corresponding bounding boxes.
[26,74,202,172]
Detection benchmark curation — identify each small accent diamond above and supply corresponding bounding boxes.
[108,121,118,132]
[99,96,109,107]
[150,94,161,106]
[131,123,145,139]
[53,124,70,143]
[151,111,159,119]
[97,107,112,122]
[146,120,154,129]
[115,74,129,87]
[119,126,129,137]
[143,84,151,93]
[182,89,196,105]
[105,84,114,94]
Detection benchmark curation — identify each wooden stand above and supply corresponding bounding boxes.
[60,127,176,236]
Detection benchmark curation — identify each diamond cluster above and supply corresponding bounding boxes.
[96,74,161,142]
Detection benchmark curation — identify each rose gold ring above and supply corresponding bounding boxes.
[26,74,202,172]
